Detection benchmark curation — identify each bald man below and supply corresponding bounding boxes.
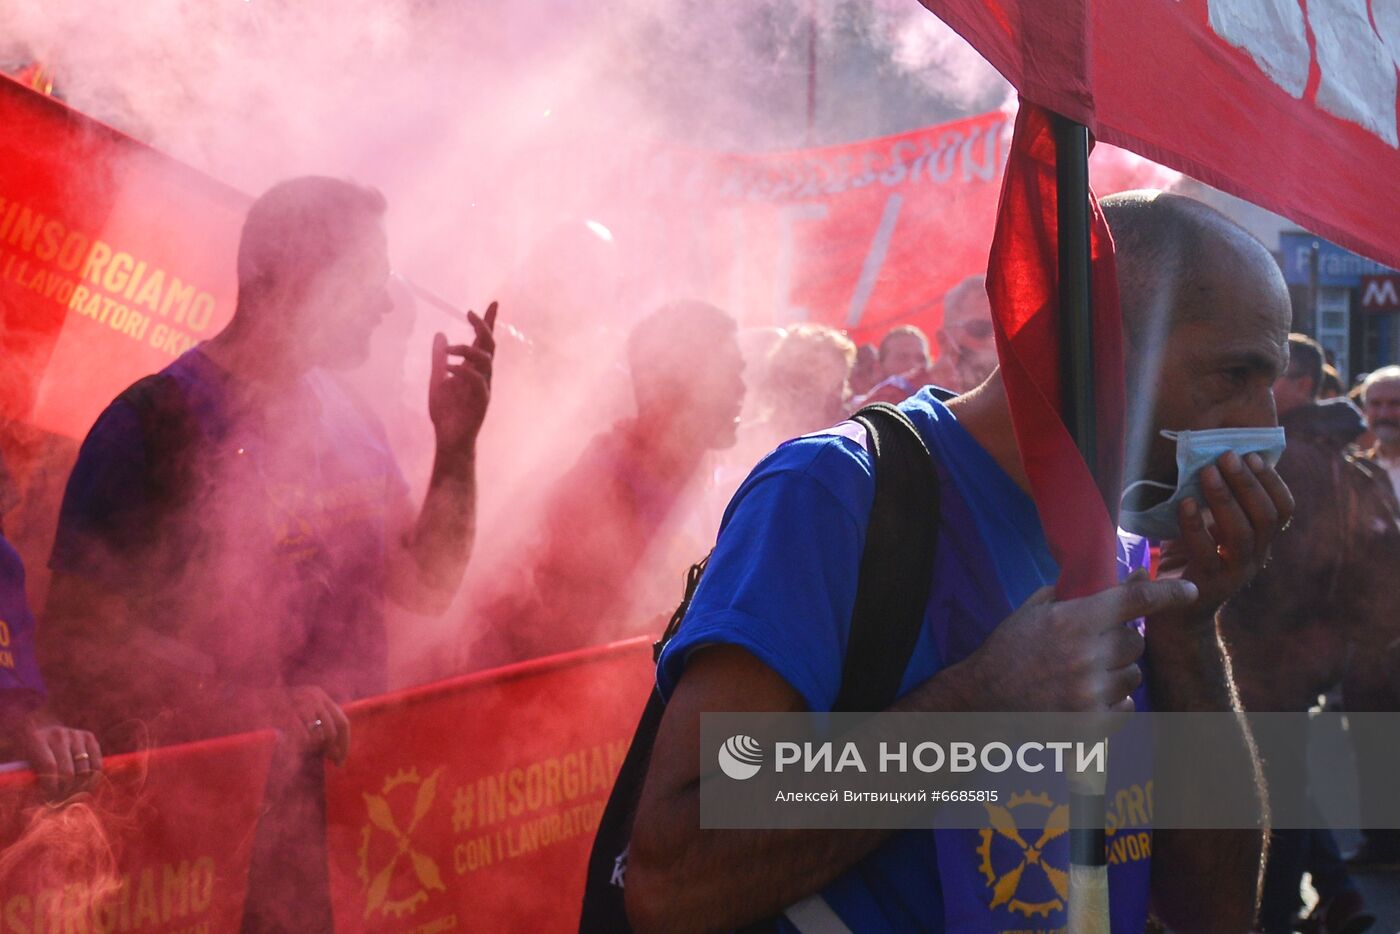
[623,191,1292,933]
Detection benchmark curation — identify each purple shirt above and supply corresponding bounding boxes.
[51,348,408,706]
[0,533,46,712]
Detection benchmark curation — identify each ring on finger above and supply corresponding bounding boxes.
[309,718,324,732]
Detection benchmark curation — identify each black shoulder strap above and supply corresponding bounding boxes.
[655,553,710,661]
[579,399,945,933]
[834,402,942,712]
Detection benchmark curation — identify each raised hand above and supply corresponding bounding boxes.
[1158,450,1295,612]
[429,302,497,463]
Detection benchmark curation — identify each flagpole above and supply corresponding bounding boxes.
[1054,117,1096,475]
[1053,114,1111,934]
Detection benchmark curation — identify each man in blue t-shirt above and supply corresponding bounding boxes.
[625,192,1296,932]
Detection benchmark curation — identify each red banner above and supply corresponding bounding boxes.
[0,75,245,441]
[598,111,1016,345]
[521,111,1168,348]
[0,731,274,933]
[919,0,1400,271]
[324,639,653,933]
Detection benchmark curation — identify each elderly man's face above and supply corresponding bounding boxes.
[880,334,929,378]
[1365,379,1400,445]
[1132,254,1291,488]
[937,291,998,390]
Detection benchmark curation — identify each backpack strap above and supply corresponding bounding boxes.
[580,398,946,933]
[834,402,942,712]
[654,552,710,662]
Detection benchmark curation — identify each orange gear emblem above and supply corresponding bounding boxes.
[976,791,1070,919]
[357,767,447,919]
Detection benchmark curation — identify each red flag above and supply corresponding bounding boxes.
[987,101,1124,598]
[921,0,1400,272]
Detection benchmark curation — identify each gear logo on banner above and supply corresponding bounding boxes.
[717,735,764,780]
[357,766,447,919]
[976,791,1070,920]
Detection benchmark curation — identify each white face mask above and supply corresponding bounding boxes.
[1118,427,1287,541]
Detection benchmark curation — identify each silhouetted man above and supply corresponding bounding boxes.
[43,176,495,931]
[474,300,744,665]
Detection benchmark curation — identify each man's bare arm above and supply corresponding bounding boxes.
[1146,452,1293,930]
[1146,609,1264,933]
[626,646,974,934]
[626,578,1195,933]
[387,307,495,615]
[388,445,478,614]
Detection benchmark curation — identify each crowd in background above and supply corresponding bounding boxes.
[1,178,1399,932]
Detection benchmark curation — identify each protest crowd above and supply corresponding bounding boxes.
[4,3,1400,933]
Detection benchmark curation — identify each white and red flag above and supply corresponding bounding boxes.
[921,0,1400,270]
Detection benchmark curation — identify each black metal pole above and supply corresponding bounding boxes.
[1053,114,1110,932]
[1054,116,1096,478]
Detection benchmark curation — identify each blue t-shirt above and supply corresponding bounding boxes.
[657,389,1152,933]
[50,347,409,704]
[0,533,46,713]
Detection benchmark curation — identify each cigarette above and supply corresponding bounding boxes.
[391,271,529,346]
[391,271,470,323]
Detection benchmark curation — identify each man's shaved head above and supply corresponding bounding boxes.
[1102,190,1284,352]
[1101,190,1292,489]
